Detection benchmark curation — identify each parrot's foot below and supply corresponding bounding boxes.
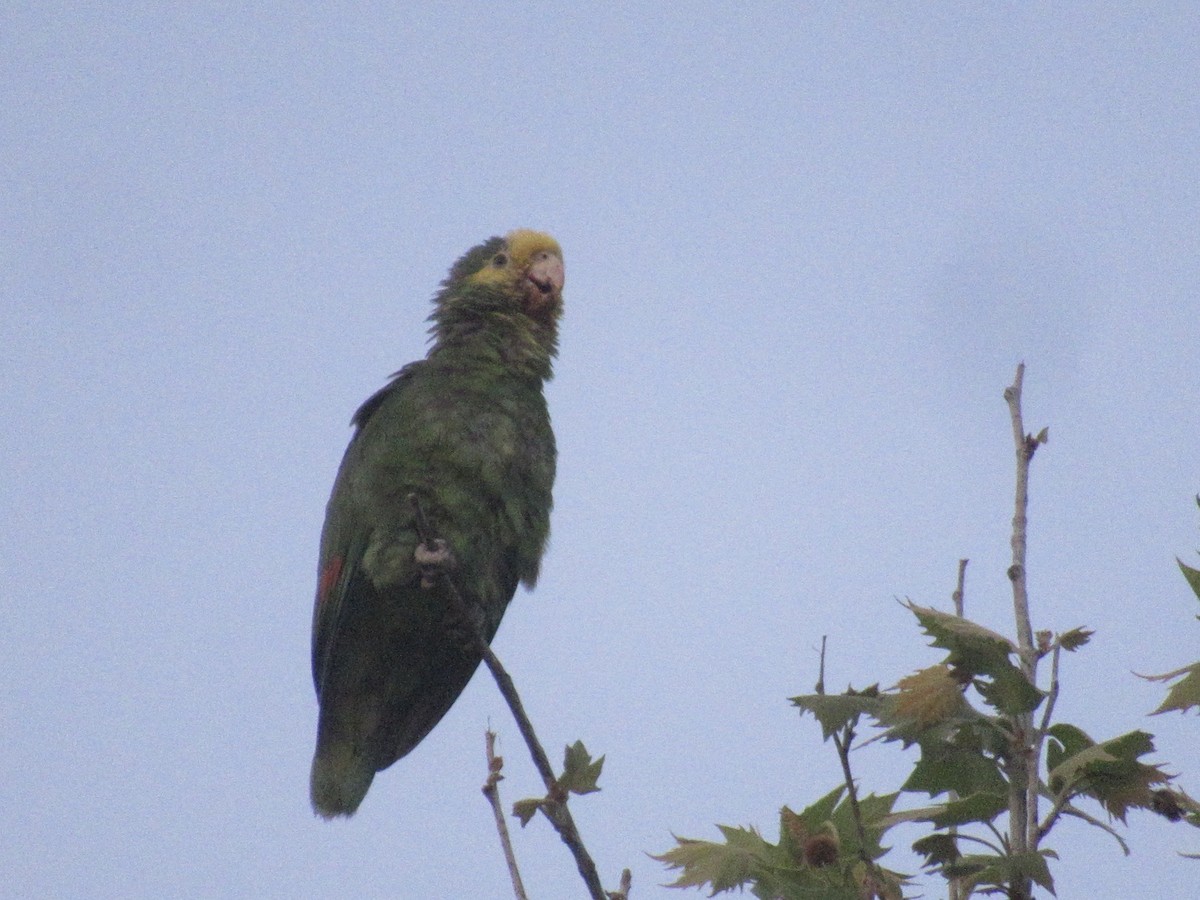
[413,538,483,649]
[414,538,454,589]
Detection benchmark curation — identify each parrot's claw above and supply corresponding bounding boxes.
[415,538,454,588]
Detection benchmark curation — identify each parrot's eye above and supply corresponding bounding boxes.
[491,252,509,268]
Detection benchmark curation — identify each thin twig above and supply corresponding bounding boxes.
[607,868,632,900]
[831,727,871,860]
[953,559,968,617]
[483,730,529,900]
[1037,787,1072,846]
[1037,643,1061,740]
[408,494,610,900]
[816,635,828,695]
[1060,805,1131,855]
[821,639,884,887]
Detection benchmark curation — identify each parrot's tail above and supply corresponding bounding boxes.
[310,740,375,818]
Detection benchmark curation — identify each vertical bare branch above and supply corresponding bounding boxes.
[1003,363,1037,676]
[949,560,968,900]
[953,559,968,617]
[483,730,529,900]
[1002,363,1048,900]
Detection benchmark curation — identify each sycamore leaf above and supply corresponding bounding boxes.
[1179,557,1200,602]
[974,665,1044,716]
[560,740,604,795]
[830,791,899,861]
[1139,663,1200,716]
[881,791,1007,830]
[1047,742,1117,795]
[653,825,778,894]
[778,786,845,861]
[1046,722,1094,775]
[902,742,1007,798]
[1050,729,1172,821]
[905,602,1016,671]
[512,797,543,827]
[950,850,1058,896]
[893,665,968,727]
[912,832,961,867]
[1057,627,1094,652]
[904,603,1043,715]
[790,691,883,740]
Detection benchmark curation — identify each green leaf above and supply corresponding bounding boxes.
[902,743,1007,798]
[1047,741,1116,795]
[782,786,845,836]
[830,791,899,861]
[559,740,604,795]
[1179,557,1200,602]
[512,798,542,827]
[904,602,1043,715]
[1049,729,1171,821]
[906,602,1017,673]
[653,825,779,894]
[1046,722,1094,774]
[790,691,883,740]
[974,665,1044,716]
[881,791,1006,829]
[1057,627,1094,651]
[1141,663,1200,716]
[912,832,961,867]
[950,850,1057,896]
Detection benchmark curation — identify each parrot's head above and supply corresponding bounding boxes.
[431,229,564,369]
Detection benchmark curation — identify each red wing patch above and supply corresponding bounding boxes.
[318,555,344,611]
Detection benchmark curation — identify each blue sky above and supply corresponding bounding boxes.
[3,3,1199,897]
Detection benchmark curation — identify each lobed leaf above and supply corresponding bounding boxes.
[790,691,883,740]
[1179,557,1200,603]
[560,740,604,795]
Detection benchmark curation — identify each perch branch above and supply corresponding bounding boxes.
[409,494,610,900]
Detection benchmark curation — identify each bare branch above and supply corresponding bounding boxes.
[953,558,968,617]
[1002,363,1049,900]
[817,634,828,695]
[482,730,528,900]
[1003,363,1037,676]
[822,644,885,891]
[607,868,633,900]
[1037,643,1062,739]
[949,560,968,900]
[408,494,610,900]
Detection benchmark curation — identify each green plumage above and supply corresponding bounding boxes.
[310,229,564,817]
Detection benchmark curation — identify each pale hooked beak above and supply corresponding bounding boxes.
[523,251,565,314]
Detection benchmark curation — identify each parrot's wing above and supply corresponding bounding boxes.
[311,533,366,698]
[349,361,421,428]
[311,363,421,695]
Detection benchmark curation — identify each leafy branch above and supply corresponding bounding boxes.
[655,365,1200,898]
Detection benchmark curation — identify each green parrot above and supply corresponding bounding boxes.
[310,229,564,818]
